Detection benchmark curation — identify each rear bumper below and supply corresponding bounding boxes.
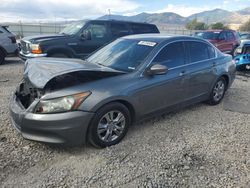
[9,93,94,146]
[19,51,47,61]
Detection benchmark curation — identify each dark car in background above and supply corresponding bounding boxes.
[194,30,240,55]
[10,35,235,148]
[0,25,18,65]
[19,20,159,61]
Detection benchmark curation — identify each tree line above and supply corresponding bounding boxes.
[186,18,250,31]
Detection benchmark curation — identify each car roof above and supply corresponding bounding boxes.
[122,34,207,43]
[88,19,156,26]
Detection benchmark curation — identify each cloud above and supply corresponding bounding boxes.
[0,0,140,22]
[150,4,212,17]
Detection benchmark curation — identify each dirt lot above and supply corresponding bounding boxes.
[0,58,250,187]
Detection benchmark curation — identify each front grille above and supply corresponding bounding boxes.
[20,40,30,54]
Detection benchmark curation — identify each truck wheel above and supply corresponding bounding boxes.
[88,102,131,148]
[0,50,5,65]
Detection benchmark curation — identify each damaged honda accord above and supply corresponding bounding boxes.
[10,34,236,148]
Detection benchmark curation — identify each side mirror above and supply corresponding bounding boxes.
[146,64,168,76]
[81,30,91,40]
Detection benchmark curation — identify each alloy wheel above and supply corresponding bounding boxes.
[97,110,126,143]
[213,80,225,102]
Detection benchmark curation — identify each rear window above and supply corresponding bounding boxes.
[110,23,130,38]
[131,24,158,34]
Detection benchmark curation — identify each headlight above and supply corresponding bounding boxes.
[236,47,242,54]
[34,92,91,114]
[30,44,42,54]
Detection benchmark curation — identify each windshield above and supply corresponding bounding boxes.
[59,22,85,35]
[195,32,220,40]
[87,39,157,72]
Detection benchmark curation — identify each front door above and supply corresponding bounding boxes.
[133,41,189,116]
[76,22,111,58]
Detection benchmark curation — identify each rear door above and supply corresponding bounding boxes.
[217,31,234,53]
[184,41,217,100]
[217,31,229,53]
[226,31,236,52]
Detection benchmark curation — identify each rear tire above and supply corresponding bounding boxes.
[88,102,131,148]
[207,77,227,105]
[0,50,6,65]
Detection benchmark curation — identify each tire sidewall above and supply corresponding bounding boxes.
[88,103,131,148]
[209,77,227,105]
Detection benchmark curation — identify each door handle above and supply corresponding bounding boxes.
[212,62,216,67]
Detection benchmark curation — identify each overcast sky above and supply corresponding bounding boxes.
[1,0,250,22]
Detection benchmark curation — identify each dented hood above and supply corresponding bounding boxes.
[24,58,123,89]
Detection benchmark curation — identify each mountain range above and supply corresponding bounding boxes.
[98,7,250,26]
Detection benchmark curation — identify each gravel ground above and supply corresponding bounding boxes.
[0,58,250,187]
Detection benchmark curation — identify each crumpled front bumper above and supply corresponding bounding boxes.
[9,93,94,146]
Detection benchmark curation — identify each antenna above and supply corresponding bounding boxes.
[108,9,111,19]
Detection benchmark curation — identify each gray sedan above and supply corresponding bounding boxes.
[10,35,236,148]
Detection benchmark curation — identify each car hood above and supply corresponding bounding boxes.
[24,58,124,89]
[22,34,69,43]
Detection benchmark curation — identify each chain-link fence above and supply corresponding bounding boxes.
[6,23,65,38]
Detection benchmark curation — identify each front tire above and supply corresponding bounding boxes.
[88,102,131,148]
[207,77,227,105]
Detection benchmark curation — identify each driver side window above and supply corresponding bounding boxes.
[84,23,108,40]
[153,42,185,69]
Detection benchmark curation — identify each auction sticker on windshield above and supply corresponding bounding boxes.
[138,41,157,47]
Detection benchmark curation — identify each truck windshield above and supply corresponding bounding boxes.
[195,32,220,40]
[87,39,157,72]
[60,22,85,35]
